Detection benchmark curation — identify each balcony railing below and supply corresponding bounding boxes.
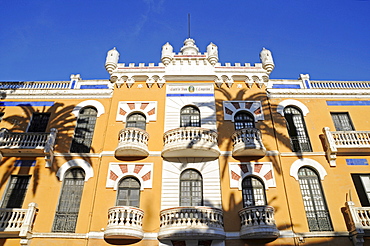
[310,81,370,89]
[104,206,144,240]
[323,127,370,166]
[158,206,225,240]
[343,201,370,245]
[239,206,279,239]
[162,127,220,158]
[0,128,57,167]
[0,203,38,238]
[232,128,266,156]
[115,128,149,157]
[0,81,70,90]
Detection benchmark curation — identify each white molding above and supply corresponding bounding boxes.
[276,99,309,116]
[116,101,157,122]
[280,152,325,157]
[223,101,264,122]
[56,159,94,182]
[72,100,105,117]
[290,158,327,181]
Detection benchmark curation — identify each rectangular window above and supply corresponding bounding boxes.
[352,174,370,207]
[331,112,354,131]
[27,113,51,132]
[1,175,31,208]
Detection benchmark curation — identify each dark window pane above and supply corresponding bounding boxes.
[70,107,97,153]
[298,167,332,231]
[180,169,203,206]
[284,107,312,152]
[242,176,266,207]
[234,111,255,130]
[331,113,354,131]
[2,175,30,208]
[28,113,50,132]
[52,168,85,232]
[180,106,200,127]
[117,177,141,207]
[126,113,146,130]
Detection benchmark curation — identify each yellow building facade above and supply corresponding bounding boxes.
[0,38,369,246]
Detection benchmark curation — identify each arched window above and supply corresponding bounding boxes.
[180,106,200,127]
[52,168,85,232]
[116,177,141,207]
[234,111,255,130]
[242,176,266,207]
[284,106,312,152]
[126,113,146,130]
[298,167,332,231]
[70,107,98,153]
[180,169,203,206]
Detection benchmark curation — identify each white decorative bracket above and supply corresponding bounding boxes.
[323,127,337,167]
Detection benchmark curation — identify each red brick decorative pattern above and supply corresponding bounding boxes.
[140,103,149,110]
[238,164,249,174]
[110,171,118,181]
[231,171,241,181]
[127,103,135,110]
[254,164,263,173]
[254,107,261,115]
[119,108,126,116]
[231,102,240,109]
[142,171,151,181]
[264,170,273,180]
[134,164,144,174]
[119,164,128,174]
[245,102,253,109]
[225,107,233,115]
[147,108,155,115]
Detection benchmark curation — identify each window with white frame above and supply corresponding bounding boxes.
[242,176,266,207]
[284,106,312,152]
[126,113,146,130]
[298,167,332,231]
[180,106,200,127]
[234,111,255,130]
[116,177,141,207]
[180,169,203,206]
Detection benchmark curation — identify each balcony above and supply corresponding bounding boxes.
[322,127,370,166]
[238,206,279,239]
[232,128,266,157]
[158,206,225,240]
[0,203,38,238]
[343,201,370,245]
[115,128,149,157]
[162,127,220,158]
[104,206,144,240]
[0,128,57,167]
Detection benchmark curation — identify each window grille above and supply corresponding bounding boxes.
[242,176,266,207]
[298,167,332,231]
[70,107,98,153]
[180,169,203,206]
[52,168,85,233]
[234,111,255,130]
[1,175,30,208]
[331,112,354,131]
[284,106,312,152]
[116,177,141,207]
[27,113,50,132]
[126,113,146,130]
[180,106,200,127]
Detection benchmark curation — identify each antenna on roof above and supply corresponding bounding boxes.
[188,13,191,38]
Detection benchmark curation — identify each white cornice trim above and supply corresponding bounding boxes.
[268,88,370,98]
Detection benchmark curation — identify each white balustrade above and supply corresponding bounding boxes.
[115,128,149,157]
[0,203,38,237]
[158,206,225,240]
[310,81,370,89]
[162,127,220,157]
[0,81,70,90]
[0,129,57,150]
[238,206,279,239]
[323,127,370,166]
[104,206,144,239]
[231,128,266,156]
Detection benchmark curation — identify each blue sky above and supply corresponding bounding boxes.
[0,0,369,81]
